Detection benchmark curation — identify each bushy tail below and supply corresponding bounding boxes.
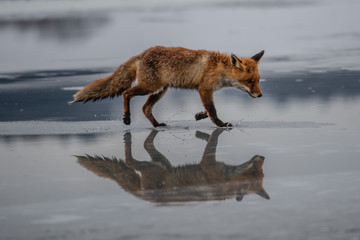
[76,155,141,192]
[71,55,139,103]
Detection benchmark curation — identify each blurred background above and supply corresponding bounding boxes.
[1,0,359,73]
[1,0,359,122]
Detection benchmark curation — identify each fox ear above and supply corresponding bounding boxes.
[230,54,244,71]
[236,193,244,201]
[256,188,270,200]
[251,50,265,63]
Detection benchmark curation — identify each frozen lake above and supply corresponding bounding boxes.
[1,0,360,239]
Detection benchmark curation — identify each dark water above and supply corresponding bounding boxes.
[1,69,359,122]
[1,1,360,240]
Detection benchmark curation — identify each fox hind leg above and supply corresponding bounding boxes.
[122,86,150,125]
[142,86,169,127]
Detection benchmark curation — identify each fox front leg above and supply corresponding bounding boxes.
[198,88,232,127]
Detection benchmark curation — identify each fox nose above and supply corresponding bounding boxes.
[258,93,263,98]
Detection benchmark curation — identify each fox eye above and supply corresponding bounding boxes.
[247,80,253,84]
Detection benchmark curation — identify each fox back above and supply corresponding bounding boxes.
[137,46,263,96]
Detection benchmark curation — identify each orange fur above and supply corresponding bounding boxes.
[71,46,265,127]
[71,55,140,103]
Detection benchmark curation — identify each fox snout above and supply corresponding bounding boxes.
[248,91,263,98]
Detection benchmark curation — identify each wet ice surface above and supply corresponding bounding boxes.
[1,119,360,240]
[2,77,360,240]
[1,0,360,240]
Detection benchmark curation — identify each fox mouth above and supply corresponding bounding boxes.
[248,92,257,98]
[247,92,262,98]
[235,85,262,98]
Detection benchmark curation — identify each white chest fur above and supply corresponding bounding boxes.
[213,78,250,93]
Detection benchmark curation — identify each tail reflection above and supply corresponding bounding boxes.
[76,129,269,203]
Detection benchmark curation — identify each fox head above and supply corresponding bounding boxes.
[227,50,264,98]
[229,155,270,201]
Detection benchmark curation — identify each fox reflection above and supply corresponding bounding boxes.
[76,129,269,203]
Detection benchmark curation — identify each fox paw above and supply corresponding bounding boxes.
[220,122,233,128]
[154,122,167,127]
[195,111,208,121]
[123,117,131,125]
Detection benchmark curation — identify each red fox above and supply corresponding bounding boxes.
[71,46,264,127]
[76,129,269,203]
